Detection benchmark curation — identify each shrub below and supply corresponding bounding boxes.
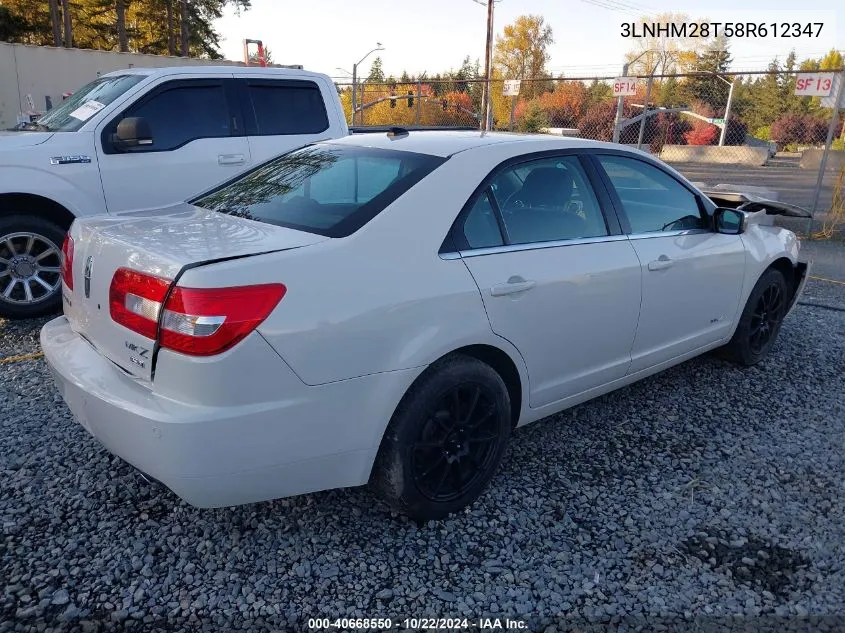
[684,122,719,146]
[770,114,829,148]
[517,101,550,133]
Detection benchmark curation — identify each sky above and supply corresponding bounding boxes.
[215,0,842,80]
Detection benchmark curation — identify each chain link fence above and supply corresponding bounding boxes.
[338,69,845,236]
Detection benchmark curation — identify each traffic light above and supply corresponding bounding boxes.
[390,92,396,108]
[407,91,414,108]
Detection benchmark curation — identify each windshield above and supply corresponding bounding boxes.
[192,144,446,237]
[30,74,147,133]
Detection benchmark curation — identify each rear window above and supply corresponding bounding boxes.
[244,81,329,135]
[192,144,445,237]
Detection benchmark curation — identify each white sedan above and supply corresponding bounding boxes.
[42,131,809,521]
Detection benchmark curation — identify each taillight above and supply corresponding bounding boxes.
[109,267,285,356]
[109,268,170,339]
[159,284,286,356]
[60,234,74,290]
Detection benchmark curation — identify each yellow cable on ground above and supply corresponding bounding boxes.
[809,275,845,286]
[0,351,45,365]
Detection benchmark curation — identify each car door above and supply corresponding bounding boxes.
[454,153,642,409]
[96,76,251,213]
[592,153,746,373]
[236,77,335,164]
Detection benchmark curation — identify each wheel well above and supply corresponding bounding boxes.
[0,193,75,230]
[768,257,796,297]
[449,344,523,427]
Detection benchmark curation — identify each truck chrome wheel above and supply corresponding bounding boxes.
[0,231,62,306]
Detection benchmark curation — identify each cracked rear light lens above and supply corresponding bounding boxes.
[108,267,285,355]
[60,234,74,291]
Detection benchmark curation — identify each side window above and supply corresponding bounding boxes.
[245,81,330,135]
[463,191,504,249]
[124,83,230,152]
[596,155,705,233]
[489,156,608,245]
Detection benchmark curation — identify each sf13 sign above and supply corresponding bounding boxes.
[612,77,638,97]
[794,73,834,97]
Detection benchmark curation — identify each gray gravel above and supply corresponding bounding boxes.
[1,278,844,632]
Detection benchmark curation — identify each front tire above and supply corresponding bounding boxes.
[0,215,66,319]
[370,355,512,522]
[723,268,788,366]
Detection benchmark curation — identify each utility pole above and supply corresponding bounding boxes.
[481,0,495,131]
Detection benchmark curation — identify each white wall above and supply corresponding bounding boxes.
[0,43,250,129]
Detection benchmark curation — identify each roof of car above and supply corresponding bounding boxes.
[325,131,632,158]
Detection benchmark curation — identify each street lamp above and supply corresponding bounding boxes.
[710,72,737,147]
[351,43,384,126]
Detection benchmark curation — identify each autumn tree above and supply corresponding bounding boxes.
[493,14,553,99]
[624,12,705,75]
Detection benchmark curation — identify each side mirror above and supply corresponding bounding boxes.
[113,117,153,151]
[714,207,746,235]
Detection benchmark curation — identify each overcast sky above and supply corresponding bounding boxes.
[215,0,840,79]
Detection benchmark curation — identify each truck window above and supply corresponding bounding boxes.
[122,83,231,152]
[242,80,330,135]
[31,74,146,133]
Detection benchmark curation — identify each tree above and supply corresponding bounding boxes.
[624,13,707,75]
[116,0,127,52]
[493,14,553,99]
[0,4,31,41]
[1,0,250,57]
[679,43,732,111]
[536,81,587,128]
[367,56,385,83]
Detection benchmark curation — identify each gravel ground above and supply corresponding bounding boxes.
[1,278,844,633]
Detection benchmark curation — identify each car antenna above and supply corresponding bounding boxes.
[386,127,409,139]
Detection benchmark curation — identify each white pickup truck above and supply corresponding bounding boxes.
[0,65,348,317]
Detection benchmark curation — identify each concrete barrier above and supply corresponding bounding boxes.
[659,145,770,166]
[799,148,845,171]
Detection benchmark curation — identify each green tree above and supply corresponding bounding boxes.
[0,0,251,58]
[493,14,554,99]
[0,4,31,41]
[679,43,732,111]
[367,56,385,83]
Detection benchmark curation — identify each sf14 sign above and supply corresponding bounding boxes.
[794,73,834,97]
[612,77,638,97]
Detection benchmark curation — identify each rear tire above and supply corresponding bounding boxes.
[722,268,788,366]
[370,355,512,522]
[0,215,66,319]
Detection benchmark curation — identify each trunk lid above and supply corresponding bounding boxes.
[63,203,327,382]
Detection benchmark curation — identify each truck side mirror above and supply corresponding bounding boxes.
[113,117,153,151]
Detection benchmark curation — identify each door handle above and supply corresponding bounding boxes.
[218,154,246,165]
[648,255,673,271]
[490,277,536,296]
